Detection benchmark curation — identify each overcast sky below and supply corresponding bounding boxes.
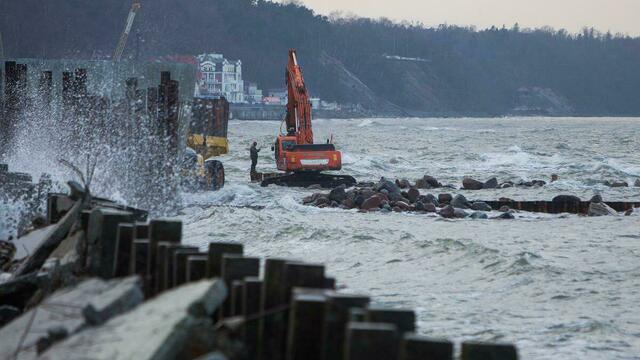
[285,0,640,36]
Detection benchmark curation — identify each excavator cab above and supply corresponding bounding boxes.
[274,135,342,172]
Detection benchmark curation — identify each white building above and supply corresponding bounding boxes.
[197,53,244,103]
[245,82,263,104]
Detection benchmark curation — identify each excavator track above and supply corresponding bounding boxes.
[260,172,356,189]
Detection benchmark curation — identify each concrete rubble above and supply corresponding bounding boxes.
[40,279,227,360]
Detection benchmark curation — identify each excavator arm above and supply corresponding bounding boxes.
[113,0,141,62]
[285,49,314,145]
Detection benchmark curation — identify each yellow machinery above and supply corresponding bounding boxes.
[182,97,229,190]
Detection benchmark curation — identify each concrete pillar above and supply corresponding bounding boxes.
[399,334,453,360]
[258,258,289,360]
[344,322,399,360]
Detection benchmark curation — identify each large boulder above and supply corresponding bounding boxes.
[552,195,581,204]
[590,195,603,203]
[470,212,489,220]
[494,212,515,220]
[415,175,441,189]
[438,193,452,205]
[393,201,413,211]
[328,185,347,203]
[471,202,492,212]
[483,177,499,189]
[418,194,439,207]
[453,208,469,218]
[438,205,455,218]
[462,177,484,190]
[407,188,420,203]
[388,191,409,203]
[395,179,412,189]
[375,177,401,194]
[588,202,617,217]
[450,194,471,209]
[361,195,384,211]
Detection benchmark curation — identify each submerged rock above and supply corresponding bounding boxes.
[588,202,617,217]
[471,202,492,212]
[438,193,453,205]
[423,203,437,213]
[590,195,603,203]
[375,177,401,194]
[450,194,471,209]
[470,212,489,220]
[415,175,441,189]
[407,187,420,203]
[495,212,515,220]
[395,179,412,189]
[419,194,439,207]
[328,185,347,202]
[483,177,499,189]
[605,180,628,188]
[462,177,484,190]
[453,208,469,218]
[552,195,581,204]
[438,205,455,218]
[635,179,640,187]
[499,206,512,213]
[361,195,384,211]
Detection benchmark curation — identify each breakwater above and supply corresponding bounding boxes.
[0,177,520,359]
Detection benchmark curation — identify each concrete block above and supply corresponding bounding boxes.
[0,277,143,360]
[344,322,400,360]
[206,242,243,278]
[399,334,453,360]
[41,279,227,360]
[461,342,518,360]
[83,276,144,326]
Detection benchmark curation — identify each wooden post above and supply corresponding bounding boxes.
[173,248,201,287]
[366,307,416,333]
[186,254,208,282]
[286,291,327,360]
[148,219,182,295]
[399,334,453,360]
[130,239,149,294]
[206,242,244,278]
[321,293,370,360]
[259,258,290,360]
[113,223,135,278]
[243,276,262,360]
[134,222,149,240]
[164,245,196,290]
[344,322,399,360]
[220,255,260,318]
[460,342,518,360]
[230,280,245,316]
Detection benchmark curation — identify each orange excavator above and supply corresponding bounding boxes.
[260,50,356,188]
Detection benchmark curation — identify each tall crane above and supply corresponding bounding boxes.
[113,0,141,62]
[260,49,355,188]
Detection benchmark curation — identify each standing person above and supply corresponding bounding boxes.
[250,141,260,174]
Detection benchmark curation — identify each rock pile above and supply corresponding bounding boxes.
[462,176,547,190]
[304,177,513,219]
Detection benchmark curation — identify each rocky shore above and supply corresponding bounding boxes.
[303,176,638,218]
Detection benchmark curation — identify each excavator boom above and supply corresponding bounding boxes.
[113,0,141,62]
[285,50,314,145]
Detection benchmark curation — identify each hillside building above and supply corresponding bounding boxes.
[197,53,244,103]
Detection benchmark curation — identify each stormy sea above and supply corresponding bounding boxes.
[2,116,639,359]
[179,117,640,360]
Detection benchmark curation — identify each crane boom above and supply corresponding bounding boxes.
[113,0,141,62]
[285,49,314,145]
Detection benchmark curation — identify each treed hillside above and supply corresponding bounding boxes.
[2,0,640,116]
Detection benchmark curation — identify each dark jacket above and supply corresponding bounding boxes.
[250,146,260,161]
